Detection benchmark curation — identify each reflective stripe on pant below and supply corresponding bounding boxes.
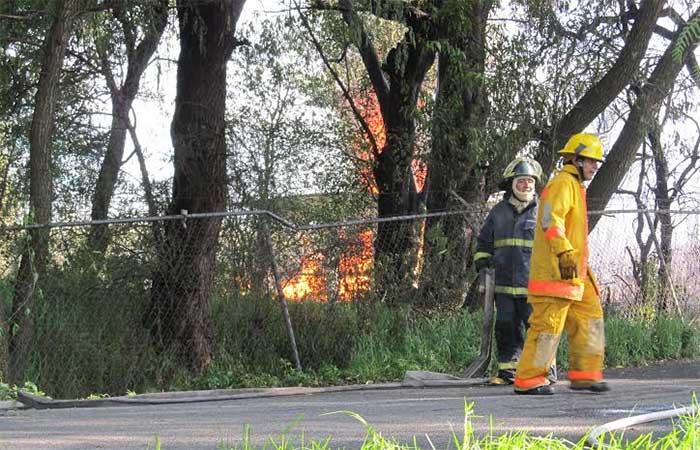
[514,275,604,390]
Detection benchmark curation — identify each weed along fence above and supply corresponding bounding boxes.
[0,207,698,399]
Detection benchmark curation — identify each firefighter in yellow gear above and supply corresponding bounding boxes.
[513,132,610,395]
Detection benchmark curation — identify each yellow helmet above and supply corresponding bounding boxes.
[502,157,543,183]
[558,133,604,162]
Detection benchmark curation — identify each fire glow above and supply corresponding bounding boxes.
[280,89,426,301]
[282,229,374,302]
[352,92,426,193]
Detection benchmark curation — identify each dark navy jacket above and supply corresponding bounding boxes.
[474,196,537,297]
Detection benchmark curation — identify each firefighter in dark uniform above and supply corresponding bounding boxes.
[473,157,549,385]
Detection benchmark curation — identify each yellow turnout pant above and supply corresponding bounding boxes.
[514,275,605,390]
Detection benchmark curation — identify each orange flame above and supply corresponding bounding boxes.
[412,159,427,193]
[352,92,384,195]
[350,90,426,194]
[279,87,431,303]
[282,252,328,302]
[280,230,374,302]
[338,229,374,300]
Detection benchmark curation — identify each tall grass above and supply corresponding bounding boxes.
[4,262,700,398]
[603,314,695,368]
[26,249,158,398]
[347,309,481,381]
[194,298,700,390]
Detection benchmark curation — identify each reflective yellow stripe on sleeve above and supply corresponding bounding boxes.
[494,238,533,248]
[474,252,492,261]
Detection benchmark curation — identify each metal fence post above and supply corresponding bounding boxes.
[263,220,303,371]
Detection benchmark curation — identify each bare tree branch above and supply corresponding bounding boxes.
[670,114,700,202]
[126,112,160,221]
[654,24,675,40]
[686,54,700,87]
[337,0,390,110]
[292,0,381,158]
[588,8,700,228]
[655,7,700,87]
[550,0,665,153]
[0,11,44,20]
[310,0,430,26]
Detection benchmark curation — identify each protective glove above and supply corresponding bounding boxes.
[558,250,579,279]
[474,257,491,272]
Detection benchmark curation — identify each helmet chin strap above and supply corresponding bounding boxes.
[573,157,585,179]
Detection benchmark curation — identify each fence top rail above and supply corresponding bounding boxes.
[0,207,695,232]
[0,210,295,232]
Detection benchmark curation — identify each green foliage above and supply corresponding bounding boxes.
[595,397,700,449]
[4,230,161,399]
[536,312,699,372]
[673,17,700,65]
[601,317,653,367]
[603,314,700,369]
[334,309,698,382]
[227,16,353,208]
[211,295,362,374]
[415,220,472,310]
[146,436,161,450]
[3,224,697,398]
[187,303,484,390]
[209,398,700,450]
[0,380,44,401]
[348,309,481,381]
[681,327,700,359]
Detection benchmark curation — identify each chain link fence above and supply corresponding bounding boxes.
[590,209,700,319]
[0,205,698,398]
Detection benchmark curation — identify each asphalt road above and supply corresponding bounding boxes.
[0,360,698,450]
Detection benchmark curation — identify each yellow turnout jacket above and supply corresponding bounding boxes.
[528,165,599,301]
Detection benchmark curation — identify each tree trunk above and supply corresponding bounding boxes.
[90,96,129,248]
[421,0,492,309]
[536,0,665,173]
[89,0,168,250]
[147,0,246,375]
[649,126,673,312]
[128,121,163,244]
[336,0,436,304]
[372,71,433,303]
[7,0,76,384]
[588,11,700,228]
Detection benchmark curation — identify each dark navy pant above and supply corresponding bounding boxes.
[494,294,531,365]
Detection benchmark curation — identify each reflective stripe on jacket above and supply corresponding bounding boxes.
[474,196,536,295]
[527,165,599,301]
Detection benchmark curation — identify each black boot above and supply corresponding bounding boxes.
[514,385,554,395]
[569,381,610,392]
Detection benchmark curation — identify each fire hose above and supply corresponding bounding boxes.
[587,403,700,447]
